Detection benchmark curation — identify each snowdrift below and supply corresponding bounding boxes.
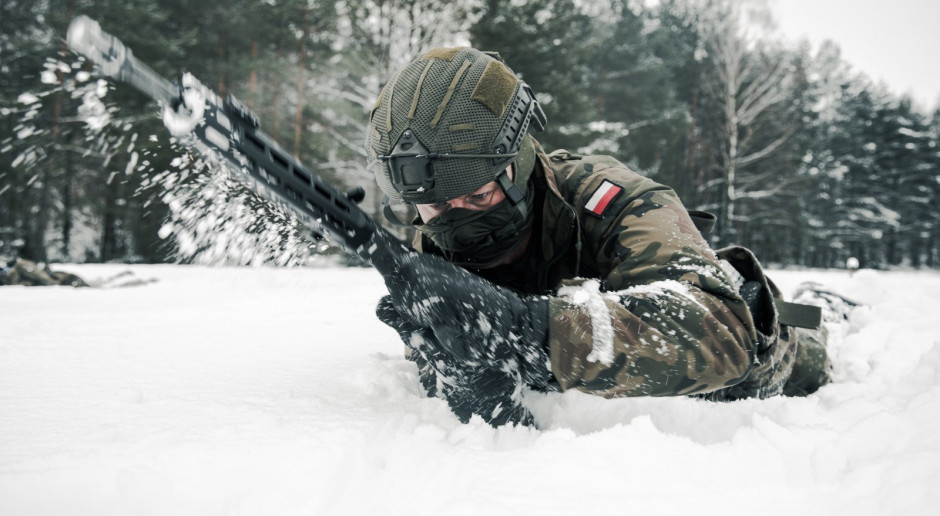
[1,264,937,515]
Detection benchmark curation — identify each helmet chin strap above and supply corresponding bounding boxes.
[496,170,527,217]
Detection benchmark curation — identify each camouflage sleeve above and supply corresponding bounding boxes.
[547,164,758,397]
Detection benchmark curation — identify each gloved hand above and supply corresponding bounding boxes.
[376,296,535,427]
[381,252,553,389]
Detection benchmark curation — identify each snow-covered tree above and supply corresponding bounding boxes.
[696,0,800,242]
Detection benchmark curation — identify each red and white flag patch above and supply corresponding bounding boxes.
[584,180,623,217]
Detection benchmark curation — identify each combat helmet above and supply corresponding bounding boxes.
[367,47,546,212]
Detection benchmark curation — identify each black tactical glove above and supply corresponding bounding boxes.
[382,252,553,389]
[376,296,535,426]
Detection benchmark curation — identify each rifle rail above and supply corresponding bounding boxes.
[67,15,408,271]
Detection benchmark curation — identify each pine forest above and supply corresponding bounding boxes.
[2,0,938,269]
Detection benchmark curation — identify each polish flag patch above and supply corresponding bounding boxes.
[584,180,623,217]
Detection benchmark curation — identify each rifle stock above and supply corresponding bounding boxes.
[66,15,410,275]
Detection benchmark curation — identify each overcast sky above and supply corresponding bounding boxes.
[770,0,940,112]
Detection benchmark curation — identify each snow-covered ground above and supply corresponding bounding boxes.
[1,264,938,515]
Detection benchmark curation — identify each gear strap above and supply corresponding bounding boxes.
[777,300,822,330]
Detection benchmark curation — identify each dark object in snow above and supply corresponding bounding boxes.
[0,258,89,287]
[0,259,157,288]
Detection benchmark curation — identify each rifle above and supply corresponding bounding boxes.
[65,15,409,276]
[66,16,534,426]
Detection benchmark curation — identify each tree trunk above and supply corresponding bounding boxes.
[100,173,118,262]
[61,131,74,260]
[271,41,284,143]
[247,40,259,108]
[928,227,937,268]
[31,30,73,263]
[719,33,739,244]
[217,0,230,96]
[687,86,698,190]
[293,6,310,157]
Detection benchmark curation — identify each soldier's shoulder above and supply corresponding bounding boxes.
[546,150,646,184]
[544,151,657,215]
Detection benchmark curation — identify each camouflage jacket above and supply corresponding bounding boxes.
[415,145,766,399]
